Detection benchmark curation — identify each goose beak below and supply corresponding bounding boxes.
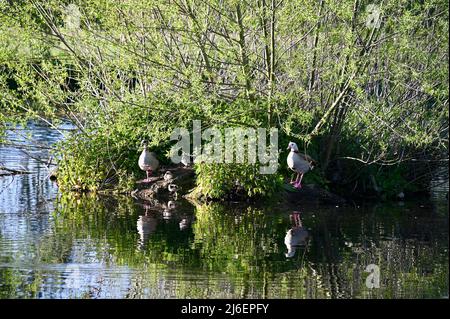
[287,146,290,150]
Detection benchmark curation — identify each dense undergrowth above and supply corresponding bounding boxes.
[1,0,448,200]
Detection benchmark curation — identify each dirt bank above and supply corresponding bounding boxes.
[131,166,346,206]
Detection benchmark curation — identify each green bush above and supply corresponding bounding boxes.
[194,162,283,199]
[53,100,171,192]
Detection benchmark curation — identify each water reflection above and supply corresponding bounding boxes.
[179,218,190,231]
[0,123,448,299]
[284,211,309,258]
[0,191,448,298]
[136,204,158,250]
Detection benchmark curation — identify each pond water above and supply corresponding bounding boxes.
[0,124,448,299]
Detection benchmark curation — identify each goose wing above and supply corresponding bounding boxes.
[138,150,149,170]
[288,152,311,173]
[139,150,159,171]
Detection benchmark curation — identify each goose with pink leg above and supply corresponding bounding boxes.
[138,140,159,182]
[286,142,316,189]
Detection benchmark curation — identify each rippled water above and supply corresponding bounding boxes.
[0,124,448,299]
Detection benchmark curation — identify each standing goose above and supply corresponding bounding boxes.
[287,142,316,189]
[138,140,159,182]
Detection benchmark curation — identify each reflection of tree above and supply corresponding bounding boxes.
[0,267,39,298]
[0,195,447,298]
[302,205,449,298]
[190,202,321,298]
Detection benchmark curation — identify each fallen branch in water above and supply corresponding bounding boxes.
[0,166,33,176]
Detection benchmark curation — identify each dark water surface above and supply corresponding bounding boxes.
[0,124,448,299]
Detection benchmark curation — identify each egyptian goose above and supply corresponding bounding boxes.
[138,140,159,182]
[286,142,316,189]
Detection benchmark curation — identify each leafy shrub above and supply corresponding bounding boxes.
[194,162,283,199]
[53,100,171,192]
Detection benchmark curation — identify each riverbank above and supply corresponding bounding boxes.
[126,166,346,205]
[50,162,447,206]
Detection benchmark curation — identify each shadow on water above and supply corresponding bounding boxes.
[0,123,448,298]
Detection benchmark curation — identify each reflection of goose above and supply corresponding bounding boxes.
[167,200,176,210]
[137,213,158,247]
[179,218,189,230]
[162,200,177,220]
[138,140,159,182]
[286,142,316,189]
[284,211,309,258]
